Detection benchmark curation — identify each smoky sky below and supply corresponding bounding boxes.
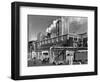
[28,15,87,41]
[69,17,87,34]
[28,15,60,41]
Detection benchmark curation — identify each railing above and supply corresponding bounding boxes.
[36,33,87,49]
[37,34,68,46]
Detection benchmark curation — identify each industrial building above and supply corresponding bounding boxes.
[28,16,88,66]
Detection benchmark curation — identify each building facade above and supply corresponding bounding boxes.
[28,16,88,65]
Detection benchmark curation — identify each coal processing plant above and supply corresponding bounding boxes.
[28,16,88,66]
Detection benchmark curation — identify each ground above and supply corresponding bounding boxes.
[28,58,87,67]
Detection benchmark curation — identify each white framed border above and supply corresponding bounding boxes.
[20,6,95,76]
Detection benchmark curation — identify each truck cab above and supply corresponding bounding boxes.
[41,51,49,63]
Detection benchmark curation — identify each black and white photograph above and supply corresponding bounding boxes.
[11,2,97,80]
[28,15,88,67]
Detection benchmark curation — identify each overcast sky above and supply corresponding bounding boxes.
[28,15,87,41]
[28,15,60,41]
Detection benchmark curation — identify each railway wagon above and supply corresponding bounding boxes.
[74,50,88,64]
